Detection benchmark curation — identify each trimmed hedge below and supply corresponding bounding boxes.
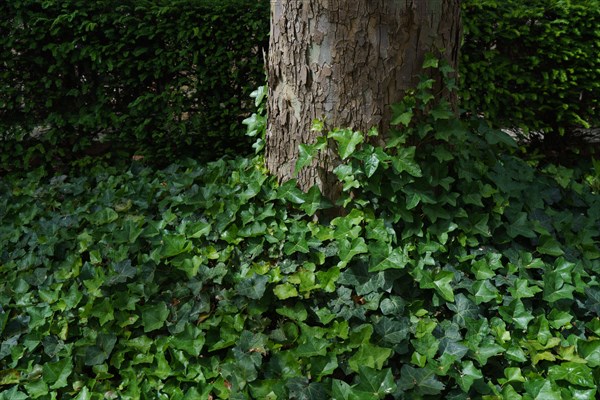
[460,0,600,136]
[0,0,268,161]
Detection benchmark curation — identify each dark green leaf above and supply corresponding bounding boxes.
[397,365,445,395]
[355,366,397,397]
[278,180,306,204]
[237,274,269,300]
[548,362,595,388]
[141,303,169,332]
[42,357,72,389]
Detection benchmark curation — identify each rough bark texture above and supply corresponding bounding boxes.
[266,0,461,198]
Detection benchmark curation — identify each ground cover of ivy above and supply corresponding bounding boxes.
[2,86,600,399]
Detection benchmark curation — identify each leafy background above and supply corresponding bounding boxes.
[1,0,600,398]
[1,77,600,398]
[0,0,269,169]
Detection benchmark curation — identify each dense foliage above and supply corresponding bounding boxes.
[2,70,600,398]
[0,0,268,166]
[2,0,598,174]
[461,0,600,136]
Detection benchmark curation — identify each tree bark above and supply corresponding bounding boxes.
[266,0,461,199]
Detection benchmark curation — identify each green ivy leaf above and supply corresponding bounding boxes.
[329,128,364,160]
[42,357,73,389]
[88,207,118,225]
[348,343,392,372]
[578,340,600,367]
[397,365,445,396]
[369,247,409,272]
[499,299,534,330]
[0,386,28,400]
[160,234,192,258]
[286,378,328,400]
[236,274,269,300]
[300,186,331,216]
[524,379,562,400]
[548,362,595,388]
[433,271,455,302]
[584,287,600,316]
[273,283,298,300]
[332,380,373,400]
[354,366,397,397]
[471,280,499,304]
[338,237,368,267]
[391,147,422,177]
[537,235,565,256]
[84,332,117,366]
[454,360,483,392]
[295,143,316,176]
[374,316,410,345]
[141,303,169,332]
[391,111,413,127]
[278,180,305,204]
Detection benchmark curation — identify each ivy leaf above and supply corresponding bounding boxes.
[548,362,595,388]
[0,386,28,400]
[160,234,192,258]
[329,128,364,160]
[104,260,137,286]
[300,186,331,216]
[354,366,397,397]
[84,332,117,366]
[0,369,20,385]
[294,143,316,176]
[506,212,536,239]
[295,337,329,358]
[454,361,483,392]
[499,299,534,330]
[286,378,328,400]
[509,278,542,299]
[379,296,405,316]
[523,379,562,400]
[273,283,298,300]
[332,380,373,400]
[430,102,454,120]
[391,111,413,127]
[88,207,118,225]
[186,220,211,238]
[369,247,409,272]
[471,337,505,366]
[374,316,410,344]
[348,343,392,372]
[391,147,422,177]
[397,365,445,396]
[278,180,305,204]
[433,271,455,302]
[537,235,565,256]
[471,280,499,304]
[584,287,600,316]
[447,293,479,327]
[236,274,269,300]
[141,303,169,332]
[42,357,73,389]
[578,340,600,367]
[363,152,380,178]
[543,271,575,303]
[338,238,368,267]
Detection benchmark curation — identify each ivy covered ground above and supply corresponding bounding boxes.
[2,83,600,399]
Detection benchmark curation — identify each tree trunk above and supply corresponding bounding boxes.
[266,0,461,199]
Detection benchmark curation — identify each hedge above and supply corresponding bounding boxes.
[460,0,600,137]
[0,0,268,162]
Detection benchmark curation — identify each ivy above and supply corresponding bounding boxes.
[2,75,600,400]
